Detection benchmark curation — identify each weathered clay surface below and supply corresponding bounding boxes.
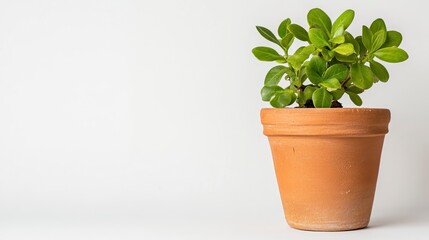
[261,108,391,231]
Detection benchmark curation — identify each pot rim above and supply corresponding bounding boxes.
[261,107,389,111]
[260,108,391,137]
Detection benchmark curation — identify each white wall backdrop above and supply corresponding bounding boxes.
[0,0,427,239]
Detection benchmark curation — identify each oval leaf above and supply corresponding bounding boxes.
[287,89,297,104]
[370,18,387,34]
[382,31,402,48]
[312,88,333,108]
[335,53,357,63]
[371,30,387,52]
[362,26,373,51]
[373,47,409,63]
[331,89,345,100]
[355,36,367,56]
[332,25,345,39]
[320,49,335,62]
[278,18,291,38]
[345,32,360,53]
[261,86,283,101]
[270,91,293,108]
[333,43,355,56]
[306,56,326,84]
[256,26,281,47]
[351,63,373,89]
[332,9,355,35]
[330,35,345,44]
[346,92,363,106]
[370,60,389,82]
[307,8,332,35]
[320,78,341,91]
[252,47,284,61]
[309,28,330,48]
[323,64,348,81]
[347,85,364,94]
[304,86,318,100]
[287,45,315,70]
[280,33,294,50]
[265,66,289,86]
[287,24,309,41]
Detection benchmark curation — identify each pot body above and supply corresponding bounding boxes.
[261,108,391,231]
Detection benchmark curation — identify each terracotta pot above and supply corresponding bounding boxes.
[260,108,391,231]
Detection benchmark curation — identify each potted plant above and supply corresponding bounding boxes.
[253,8,408,231]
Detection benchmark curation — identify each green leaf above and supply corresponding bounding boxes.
[371,30,387,53]
[320,78,341,91]
[351,63,373,89]
[276,59,287,64]
[280,33,294,50]
[319,49,333,61]
[332,9,355,36]
[345,32,360,53]
[287,45,315,70]
[323,64,348,80]
[355,36,367,56]
[370,60,389,82]
[270,91,294,108]
[382,31,403,48]
[332,25,345,38]
[373,47,409,63]
[261,86,283,101]
[297,91,306,106]
[297,45,316,55]
[287,24,309,41]
[287,89,297,103]
[252,47,284,61]
[308,28,330,48]
[330,35,345,44]
[264,66,292,86]
[370,18,387,34]
[331,89,345,100]
[256,26,281,46]
[304,86,317,100]
[335,53,357,63]
[298,65,307,84]
[306,55,326,84]
[307,8,332,35]
[312,88,333,108]
[347,85,364,94]
[300,73,307,84]
[346,92,363,106]
[278,18,291,38]
[362,26,373,51]
[333,43,355,56]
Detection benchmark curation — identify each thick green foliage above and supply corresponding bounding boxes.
[252,8,408,108]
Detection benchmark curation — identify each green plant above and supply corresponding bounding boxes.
[252,8,408,108]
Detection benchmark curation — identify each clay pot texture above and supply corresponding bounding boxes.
[260,108,391,231]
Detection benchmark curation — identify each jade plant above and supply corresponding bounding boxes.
[252,8,408,108]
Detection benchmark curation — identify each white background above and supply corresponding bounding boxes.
[0,0,428,239]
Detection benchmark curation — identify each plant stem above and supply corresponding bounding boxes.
[341,76,351,88]
[361,53,372,63]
